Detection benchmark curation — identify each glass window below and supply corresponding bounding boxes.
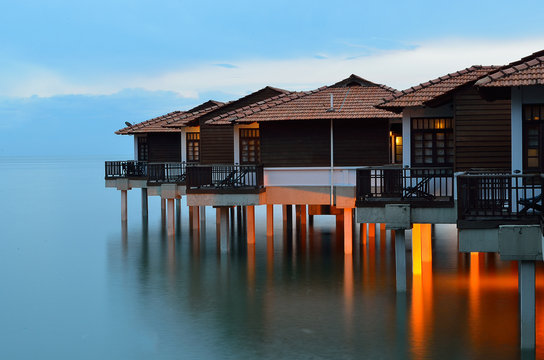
[523,105,544,172]
[240,128,260,164]
[137,136,148,161]
[186,132,200,163]
[411,117,453,167]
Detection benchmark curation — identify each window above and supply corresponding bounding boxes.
[186,132,200,163]
[240,128,260,164]
[137,136,148,161]
[523,104,544,172]
[411,118,453,167]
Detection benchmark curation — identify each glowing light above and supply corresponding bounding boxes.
[412,224,422,275]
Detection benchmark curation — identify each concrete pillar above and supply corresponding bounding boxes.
[360,223,367,245]
[286,205,293,230]
[295,205,301,228]
[161,198,166,220]
[369,223,376,239]
[200,206,206,228]
[519,260,536,350]
[344,208,353,254]
[412,224,422,275]
[267,204,274,238]
[141,188,148,218]
[219,207,229,252]
[309,214,314,226]
[216,208,221,227]
[300,205,307,227]
[121,190,127,222]
[394,229,407,292]
[247,205,255,245]
[236,206,242,230]
[192,206,200,231]
[421,224,432,263]
[176,198,181,217]
[167,198,175,236]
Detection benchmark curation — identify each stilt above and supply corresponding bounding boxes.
[200,206,206,228]
[421,223,432,262]
[286,205,293,231]
[300,204,307,227]
[380,223,386,237]
[236,206,242,230]
[121,190,127,222]
[176,198,181,217]
[247,205,255,244]
[360,223,367,245]
[167,198,175,236]
[519,260,536,350]
[267,204,274,238]
[394,229,407,292]
[343,208,353,254]
[161,198,166,219]
[412,224,422,275]
[369,223,376,239]
[309,214,314,226]
[219,207,229,252]
[192,206,200,231]
[216,208,221,227]
[141,188,148,218]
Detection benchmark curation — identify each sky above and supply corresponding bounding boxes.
[2,0,544,156]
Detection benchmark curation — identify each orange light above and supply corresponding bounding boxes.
[395,136,403,146]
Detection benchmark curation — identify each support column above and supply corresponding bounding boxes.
[360,223,367,245]
[200,206,206,228]
[121,190,127,222]
[161,198,166,220]
[344,208,353,254]
[300,205,307,227]
[309,214,314,226]
[267,204,274,238]
[176,198,181,217]
[394,229,407,292]
[247,205,255,245]
[216,208,221,227]
[219,207,229,252]
[141,188,148,218]
[192,206,200,231]
[412,224,422,275]
[167,198,175,236]
[368,223,376,239]
[286,205,293,231]
[421,224,432,263]
[519,260,536,350]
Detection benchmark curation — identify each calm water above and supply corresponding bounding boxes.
[1,157,542,359]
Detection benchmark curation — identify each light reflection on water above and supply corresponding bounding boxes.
[0,158,542,359]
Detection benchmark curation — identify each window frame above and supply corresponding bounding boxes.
[411,117,453,168]
[239,128,261,165]
[186,132,200,163]
[522,104,544,173]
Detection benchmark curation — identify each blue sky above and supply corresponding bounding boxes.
[2,0,544,156]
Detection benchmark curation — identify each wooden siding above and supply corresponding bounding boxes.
[334,119,389,166]
[454,87,511,171]
[200,125,234,164]
[260,120,330,167]
[147,133,181,162]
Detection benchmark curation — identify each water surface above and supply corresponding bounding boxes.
[0,157,541,359]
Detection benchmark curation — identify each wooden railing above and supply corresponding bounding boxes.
[356,166,454,207]
[457,172,544,225]
[105,161,148,179]
[186,164,264,192]
[147,162,187,184]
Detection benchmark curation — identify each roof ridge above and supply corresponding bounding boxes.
[476,51,544,86]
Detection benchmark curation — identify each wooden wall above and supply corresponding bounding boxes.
[334,119,389,166]
[147,133,181,162]
[260,120,330,167]
[454,87,511,171]
[199,125,234,164]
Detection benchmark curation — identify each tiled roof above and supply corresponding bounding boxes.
[377,66,500,111]
[235,76,399,123]
[115,111,186,135]
[476,50,544,87]
[205,90,320,125]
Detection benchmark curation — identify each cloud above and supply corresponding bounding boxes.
[3,36,544,98]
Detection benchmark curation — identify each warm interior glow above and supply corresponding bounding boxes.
[395,136,403,146]
[412,224,422,275]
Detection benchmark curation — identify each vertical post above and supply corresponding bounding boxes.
[167,198,175,236]
[247,205,255,245]
[192,206,200,231]
[141,188,148,218]
[309,214,314,226]
[394,229,407,292]
[161,198,166,220]
[176,198,181,217]
[300,205,307,227]
[344,208,353,254]
[421,224,432,263]
[519,260,536,350]
[286,205,293,231]
[219,207,229,252]
[412,224,422,275]
[216,207,221,227]
[295,205,301,229]
[200,206,206,229]
[267,204,274,238]
[121,190,127,223]
[368,223,376,239]
[360,223,367,245]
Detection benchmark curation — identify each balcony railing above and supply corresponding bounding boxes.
[105,161,148,179]
[356,166,454,207]
[147,162,187,184]
[186,164,264,193]
[457,172,544,226]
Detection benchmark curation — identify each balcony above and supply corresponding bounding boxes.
[457,172,544,229]
[105,160,148,179]
[186,164,264,193]
[355,166,454,208]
